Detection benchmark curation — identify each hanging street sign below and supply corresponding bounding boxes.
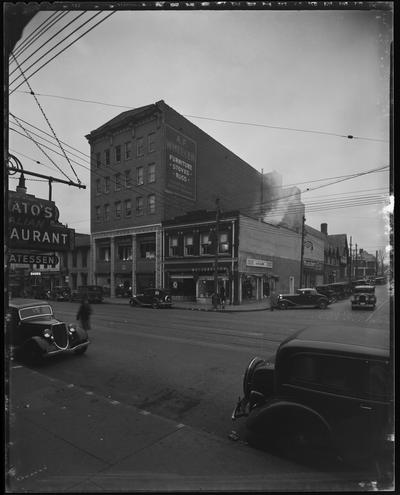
[8,253,60,265]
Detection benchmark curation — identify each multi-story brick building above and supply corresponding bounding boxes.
[320,223,350,284]
[85,100,305,297]
[66,233,90,290]
[162,209,301,304]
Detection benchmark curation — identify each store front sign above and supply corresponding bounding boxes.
[246,258,272,269]
[8,253,59,265]
[165,125,196,200]
[9,225,73,250]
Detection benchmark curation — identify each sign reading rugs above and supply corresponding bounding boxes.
[8,190,74,251]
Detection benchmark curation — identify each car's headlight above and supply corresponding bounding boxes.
[43,328,52,339]
[68,323,76,333]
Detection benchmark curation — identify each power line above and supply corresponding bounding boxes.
[13,90,389,143]
[9,11,116,94]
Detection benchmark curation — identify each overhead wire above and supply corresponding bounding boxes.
[9,11,116,94]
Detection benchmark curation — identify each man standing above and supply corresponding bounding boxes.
[77,297,92,331]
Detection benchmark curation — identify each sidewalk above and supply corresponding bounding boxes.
[103,296,272,312]
[6,365,372,492]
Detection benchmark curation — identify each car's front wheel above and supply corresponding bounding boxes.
[75,345,88,355]
[151,299,160,309]
[318,300,327,309]
[23,342,43,365]
[278,301,287,310]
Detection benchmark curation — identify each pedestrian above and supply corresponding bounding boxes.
[211,291,220,310]
[269,290,277,311]
[77,297,92,331]
[219,286,226,309]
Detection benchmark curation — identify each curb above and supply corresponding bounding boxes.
[102,299,271,312]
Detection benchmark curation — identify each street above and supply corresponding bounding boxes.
[7,284,392,491]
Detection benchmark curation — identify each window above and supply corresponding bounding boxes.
[82,250,88,268]
[125,170,132,188]
[140,242,156,259]
[148,194,155,214]
[148,163,155,183]
[136,196,144,215]
[200,233,211,255]
[95,152,101,168]
[95,206,101,222]
[219,232,230,253]
[104,204,110,221]
[96,179,101,195]
[137,137,144,157]
[115,173,122,191]
[125,199,132,217]
[148,133,155,153]
[125,141,132,160]
[104,176,110,193]
[118,246,132,261]
[137,166,144,185]
[115,145,121,163]
[72,251,77,268]
[184,234,194,256]
[99,246,110,262]
[169,236,179,256]
[115,201,122,218]
[105,149,110,167]
[81,273,88,286]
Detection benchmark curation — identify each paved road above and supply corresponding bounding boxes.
[7,284,391,490]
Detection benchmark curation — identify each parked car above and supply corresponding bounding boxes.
[48,286,71,301]
[327,282,351,300]
[315,285,337,303]
[274,288,329,310]
[70,285,104,303]
[6,299,89,364]
[232,325,393,479]
[129,288,172,308]
[351,285,376,310]
[116,283,132,298]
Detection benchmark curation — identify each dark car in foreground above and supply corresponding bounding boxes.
[129,288,172,308]
[232,326,393,483]
[6,299,89,364]
[351,285,376,310]
[70,285,104,303]
[275,288,329,309]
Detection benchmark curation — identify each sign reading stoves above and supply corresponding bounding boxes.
[8,190,74,251]
[165,125,196,201]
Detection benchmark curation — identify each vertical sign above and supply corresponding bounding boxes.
[165,125,196,200]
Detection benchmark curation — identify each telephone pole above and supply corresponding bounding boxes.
[349,236,352,282]
[299,215,305,288]
[213,198,220,294]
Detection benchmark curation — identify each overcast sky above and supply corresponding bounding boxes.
[8,5,393,258]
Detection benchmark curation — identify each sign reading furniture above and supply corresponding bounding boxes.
[8,190,74,251]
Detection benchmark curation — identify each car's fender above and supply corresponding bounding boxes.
[246,399,332,437]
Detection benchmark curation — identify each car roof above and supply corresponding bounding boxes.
[9,298,51,309]
[354,285,375,289]
[281,325,389,358]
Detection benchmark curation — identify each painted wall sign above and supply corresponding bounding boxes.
[246,258,273,269]
[165,125,196,200]
[8,253,59,265]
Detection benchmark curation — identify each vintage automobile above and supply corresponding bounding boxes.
[129,288,172,308]
[48,285,71,301]
[70,285,104,303]
[351,285,377,310]
[275,288,329,310]
[6,299,90,364]
[116,283,132,298]
[315,285,337,303]
[327,282,352,300]
[232,325,393,477]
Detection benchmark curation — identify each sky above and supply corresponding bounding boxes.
[7,4,393,260]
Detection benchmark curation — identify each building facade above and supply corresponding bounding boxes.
[86,100,304,298]
[352,249,378,280]
[162,210,302,304]
[302,224,325,287]
[320,223,350,284]
[66,233,90,290]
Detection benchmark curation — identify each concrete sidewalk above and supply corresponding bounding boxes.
[6,365,373,492]
[103,296,272,312]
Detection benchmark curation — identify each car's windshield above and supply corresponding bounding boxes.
[354,287,375,294]
[19,305,53,320]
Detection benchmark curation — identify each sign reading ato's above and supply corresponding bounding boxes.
[8,191,74,251]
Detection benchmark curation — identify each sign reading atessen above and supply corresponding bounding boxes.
[165,125,196,201]
[8,190,74,251]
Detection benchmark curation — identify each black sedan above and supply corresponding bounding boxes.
[6,299,90,364]
[275,288,330,309]
[129,288,172,309]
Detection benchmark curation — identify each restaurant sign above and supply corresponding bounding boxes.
[8,190,74,251]
[165,125,196,201]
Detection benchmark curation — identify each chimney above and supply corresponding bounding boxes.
[321,223,328,235]
[16,173,27,194]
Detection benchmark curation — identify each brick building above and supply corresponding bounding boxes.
[162,210,301,304]
[320,223,350,284]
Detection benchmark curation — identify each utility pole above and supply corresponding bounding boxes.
[355,243,358,280]
[349,236,352,282]
[299,215,305,288]
[213,198,220,295]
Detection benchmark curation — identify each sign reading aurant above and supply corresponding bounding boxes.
[165,125,196,200]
